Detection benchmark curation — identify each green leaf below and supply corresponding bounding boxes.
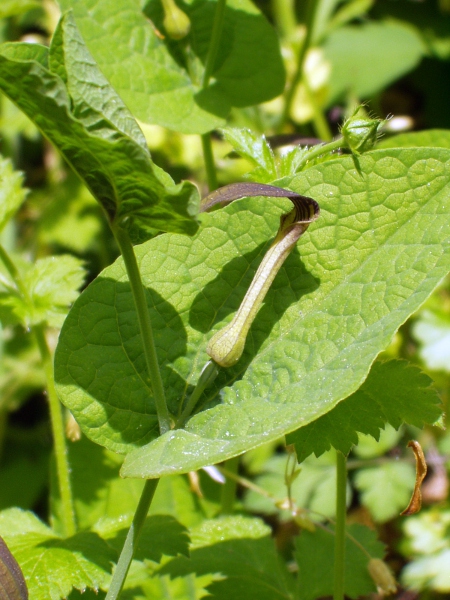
[0,255,85,328]
[35,176,104,253]
[0,0,40,19]
[295,524,385,600]
[0,156,27,233]
[323,21,424,104]
[413,310,450,372]
[0,536,28,600]
[354,461,416,522]
[401,509,450,592]
[0,14,200,241]
[58,0,285,134]
[373,0,450,61]
[50,436,214,533]
[0,508,116,600]
[379,129,450,150]
[286,360,442,462]
[222,128,278,182]
[159,516,295,600]
[101,515,190,563]
[54,148,450,473]
[243,452,349,521]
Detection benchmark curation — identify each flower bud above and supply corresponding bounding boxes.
[161,0,191,40]
[341,107,383,155]
[368,558,397,595]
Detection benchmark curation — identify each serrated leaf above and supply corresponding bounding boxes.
[323,21,424,104]
[0,14,200,241]
[0,255,85,328]
[295,524,385,600]
[0,156,27,233]
[379,129,450,150]
[58,0,285,134]
[354,461,416,522]
[0,508,116,600]
[286,360,442,462]
[159,516,294,600]
[222,128,277,182]
[54,148,450,475]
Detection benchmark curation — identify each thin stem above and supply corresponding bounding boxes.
[295,136,344,172]
[303,77,333,141]
[0,244,76,537]
[280,0,317,128]
[105,479,159,600]
[113,226,171,435]
[271,0,296,38]
[201,133,218,192]
[334,451,347,600]
[35,325,76,537]
[220,455,239,514]
[199,0,226,191]
[202,0,227,88]
[176,360,219,428]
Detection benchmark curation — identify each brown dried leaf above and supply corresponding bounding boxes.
[401,440,427,516]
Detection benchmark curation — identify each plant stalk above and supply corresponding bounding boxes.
[0,244,76,537]
[113,226,171,435]
[202,0,227,88]
[176,359,218,428]
[105,479,159,600]
[199,0,226,191]
[295,136,344,172]
[334,451,347,600]
[35,324,76,537]
[201,133,218,192]
[280,0,317,128]
[220,455,239,514]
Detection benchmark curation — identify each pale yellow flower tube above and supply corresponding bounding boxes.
[207,195,319,367]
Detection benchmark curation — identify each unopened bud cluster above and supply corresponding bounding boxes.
[341,107,384,155]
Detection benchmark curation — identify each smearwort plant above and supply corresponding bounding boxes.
[0,5,449,600]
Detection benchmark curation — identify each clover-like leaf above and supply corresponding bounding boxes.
[54,148,450,476]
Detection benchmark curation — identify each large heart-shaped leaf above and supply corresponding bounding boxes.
[58,0,285,134]
[0,13,199,241]
[54,148,450,476]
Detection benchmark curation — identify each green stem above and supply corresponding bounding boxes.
[113,226,171,435]
[199,0,226,191]
[334,451,347,600]
[35,325,76,537]
[105,479,159,600]
[295,136,344,172]
[303,78,333,141]
[202,0,227,88]
[271,0,296,38]
[176,360,218,428]
[220,455,239,514]
[0,244,76,537]
[280,0,317,128]
[201,133,218,192]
